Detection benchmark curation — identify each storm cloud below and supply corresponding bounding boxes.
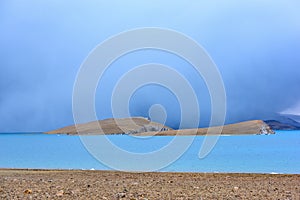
[0,0,300,131]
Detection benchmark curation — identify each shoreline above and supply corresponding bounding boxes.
[0,168,299,175]
[1,169,299,199]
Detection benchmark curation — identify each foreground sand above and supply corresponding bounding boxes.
[0,169,299,199]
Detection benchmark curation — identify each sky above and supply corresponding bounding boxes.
[0,0,300,132]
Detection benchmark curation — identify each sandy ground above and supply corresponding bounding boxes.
[0,169,299,200]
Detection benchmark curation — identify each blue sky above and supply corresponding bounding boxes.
[0,1,300,131]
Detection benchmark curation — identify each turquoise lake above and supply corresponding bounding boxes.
[0,131,299,174]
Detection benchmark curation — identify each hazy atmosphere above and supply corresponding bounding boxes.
[1,0,300,131]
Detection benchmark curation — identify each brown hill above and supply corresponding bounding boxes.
[46,117,172,135]
[46,118,274,135]
[138,120,274,136]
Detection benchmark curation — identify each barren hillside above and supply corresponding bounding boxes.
[46,117,171,135]
[46,118,274,135]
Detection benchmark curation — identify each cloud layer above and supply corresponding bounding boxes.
[0,1,299,131]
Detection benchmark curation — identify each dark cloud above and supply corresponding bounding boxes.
[0,1,299,131]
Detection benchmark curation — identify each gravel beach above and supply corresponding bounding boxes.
[0,169,299,199]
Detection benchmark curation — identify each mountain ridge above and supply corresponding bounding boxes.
[46,117,274,135]
[264,114,300,130]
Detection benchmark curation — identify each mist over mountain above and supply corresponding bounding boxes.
[281,114,300,123]
[264,114,300,130]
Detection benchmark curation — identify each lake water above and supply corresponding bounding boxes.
[0,131,299,174]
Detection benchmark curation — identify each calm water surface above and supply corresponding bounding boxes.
[0,131,299,173]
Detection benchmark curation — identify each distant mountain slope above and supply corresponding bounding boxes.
[282,114,300,123]
[46,118,274,135]
[264,114,300,130]
[264,120,300,130]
